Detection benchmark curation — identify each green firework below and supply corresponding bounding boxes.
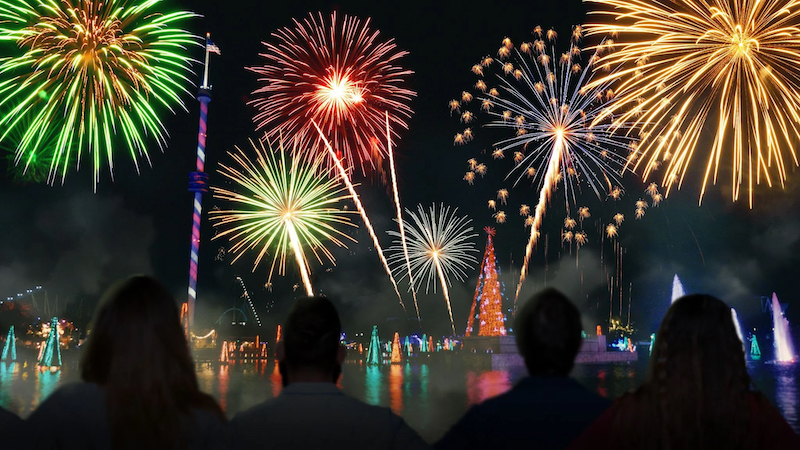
[210,139,358,288]
[0,0,199,188]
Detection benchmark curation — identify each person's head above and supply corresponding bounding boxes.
[81,276,223,448]
[276,296,345,385]
[514,288,582,376]
[648,294,749,390]
[616,294,757,449]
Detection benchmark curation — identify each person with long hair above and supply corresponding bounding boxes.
[569,294,799,450]
[27,275,226,449]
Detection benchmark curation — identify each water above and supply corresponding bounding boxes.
[1,352,798,441]
[771,293,796,362]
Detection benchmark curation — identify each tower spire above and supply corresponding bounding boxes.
[186,33,220,329]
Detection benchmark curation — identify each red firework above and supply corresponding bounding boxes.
[248,12,415,175]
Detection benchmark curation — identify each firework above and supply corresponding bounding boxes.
[457,29,633,304]
[0,0,198,189]
[210,139,357,296]
[387,204,480,335]
[585,0,800,206]
[385,113,421,323]
[251,12,416,314]
[248,11,414,175]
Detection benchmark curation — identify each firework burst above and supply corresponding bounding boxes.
[387,204,479,335]
[0,0,199,189]
[585,0,800,206]
[210,139,357,296]
[455,28,633,304]
[252,12,417,315]
[248,11,414,174]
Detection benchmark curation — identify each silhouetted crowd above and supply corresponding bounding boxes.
[1,275,798,449]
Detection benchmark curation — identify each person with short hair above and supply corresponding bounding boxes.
[227,296,430,449]
[27,275,226,450]
[568,294,800,449]
[435,288,610,450]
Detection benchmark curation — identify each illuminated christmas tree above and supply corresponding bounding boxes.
[391,332,402,363]
[649,333,656,355]
[465,227,507,336]
[750,335,761,360]
[403,336,411,356]
[428,335,434,352]
[421,334,428,352]
[38,317,62,369]
[366,325,381,365]
[1,326,16,361]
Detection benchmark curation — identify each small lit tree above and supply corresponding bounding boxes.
[366,325,381,365]
[38,317,61,369]
[391,332,402,363]
[1,326,16,361]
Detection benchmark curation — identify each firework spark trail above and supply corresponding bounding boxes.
[433,257,457,336]
[584,0,800,207]
[312,120,407,311]
[285,220,313,296]
[386,111,420,323]
[514,135,563,303]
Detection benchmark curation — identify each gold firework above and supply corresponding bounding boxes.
[585,0,800,206]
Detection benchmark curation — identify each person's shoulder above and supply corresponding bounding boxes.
[190,406,226,426]
[38,382,104,408]
[568,378,612,405]
[229,396,280,426]
[0,405,21,427]
[346,395,398,418]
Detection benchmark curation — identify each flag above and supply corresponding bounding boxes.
[207,38,221,55]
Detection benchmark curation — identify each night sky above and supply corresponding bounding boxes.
[1,0,798,339]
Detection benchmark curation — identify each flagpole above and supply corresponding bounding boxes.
[201,33,211,89]
[186,33,217,330]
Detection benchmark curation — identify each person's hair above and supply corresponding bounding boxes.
[613,294,763,449]
[282,296,341,373]
[514,288,582,376]
[81,276,224,449]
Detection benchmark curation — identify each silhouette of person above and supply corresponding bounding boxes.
[228,296,430,449]
[569,294,800,449]
[27,275,226,449]
[0,405,22,450]
[436,288,610,450]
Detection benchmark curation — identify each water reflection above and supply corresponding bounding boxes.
[465,370,511,406]
[774,364,798,431]
[389,364,403,414]
[270,362,281,398]
[217,365,229,412]
[1,357,797,438]
[0,362,17,407]
[419,364,429,409]
[596,370,608,398]
[365,365,381,406]
[33,369,60,412]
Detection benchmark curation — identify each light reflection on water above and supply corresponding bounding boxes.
[2,357,798,441]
